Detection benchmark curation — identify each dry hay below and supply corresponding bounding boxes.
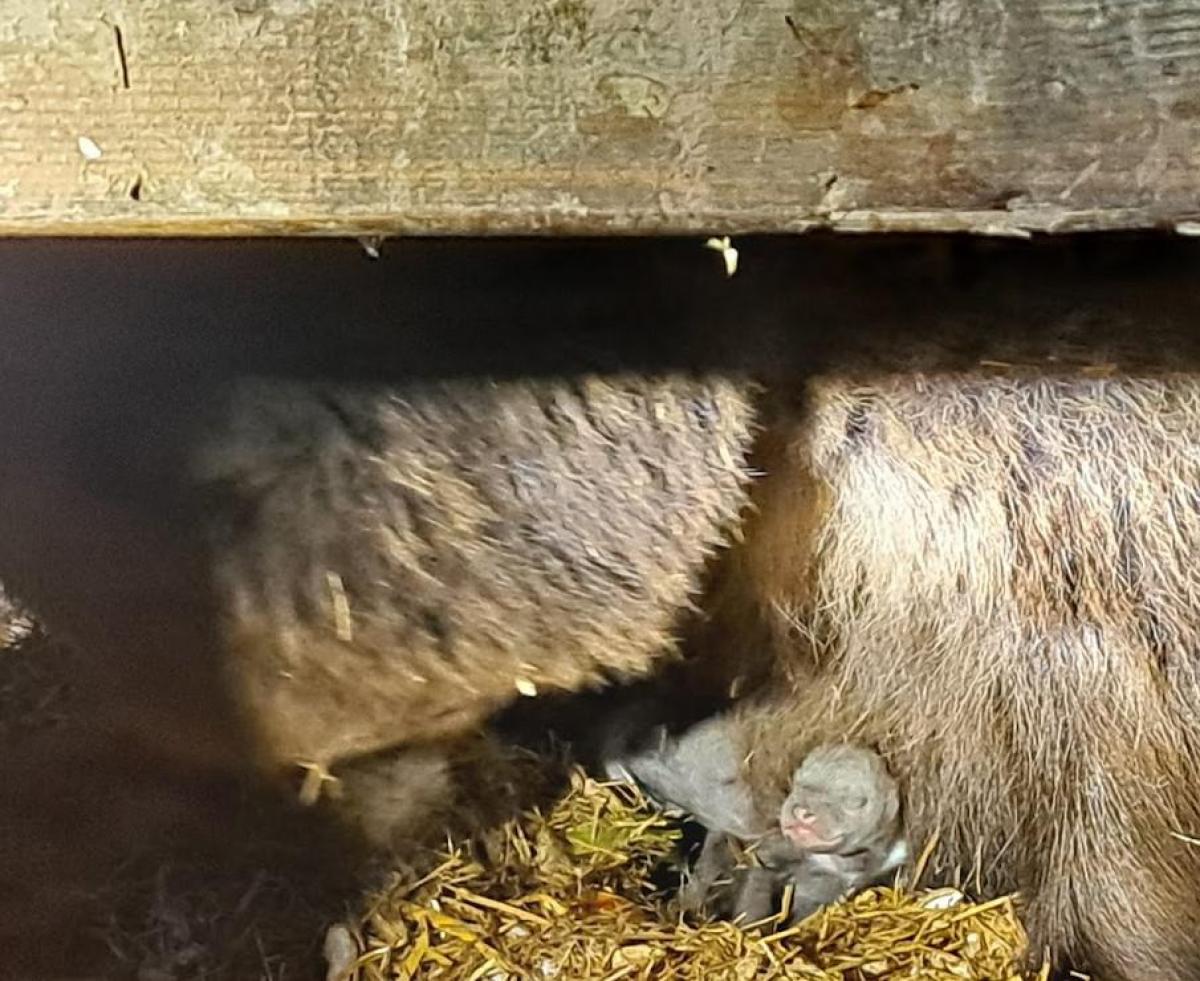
[0,582,34,649]
[340,766,1038,981]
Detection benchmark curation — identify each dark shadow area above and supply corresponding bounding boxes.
[3,232,1200,389]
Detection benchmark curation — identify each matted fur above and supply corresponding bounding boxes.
[195,373,756,769]
[733,372,1200,980]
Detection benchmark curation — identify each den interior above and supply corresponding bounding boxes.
[3,233,1200,980]
[6,0,1200,978]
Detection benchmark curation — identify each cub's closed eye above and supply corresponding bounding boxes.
[849,795,869,811]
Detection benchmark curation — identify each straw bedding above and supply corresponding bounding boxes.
[339,762,1039,981]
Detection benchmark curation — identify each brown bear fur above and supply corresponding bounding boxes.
[727,371,1200,981]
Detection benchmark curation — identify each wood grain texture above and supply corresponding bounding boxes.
[1,0,1199,236]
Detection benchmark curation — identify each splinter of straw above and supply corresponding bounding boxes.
[448,887,552,926]
[297,761,338,806]
[704,236,739,277]
[326,571,353,641]
[908,828,941,887]
[1171,830,1200,846]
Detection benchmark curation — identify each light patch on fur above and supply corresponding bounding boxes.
[880,838,909,873]
[323,924,358,981]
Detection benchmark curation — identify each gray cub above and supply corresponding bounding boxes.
[604,719,905,926]
[714,743,908,926]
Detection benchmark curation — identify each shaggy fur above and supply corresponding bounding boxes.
[731,372,1200,980]
[194,374,756,772]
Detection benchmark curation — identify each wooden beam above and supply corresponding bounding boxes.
[2,1,1199,236]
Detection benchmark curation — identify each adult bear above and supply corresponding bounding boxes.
[0,238,757,973]
[709,237,1200,981]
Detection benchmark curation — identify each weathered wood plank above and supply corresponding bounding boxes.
[1,0,1199,236]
